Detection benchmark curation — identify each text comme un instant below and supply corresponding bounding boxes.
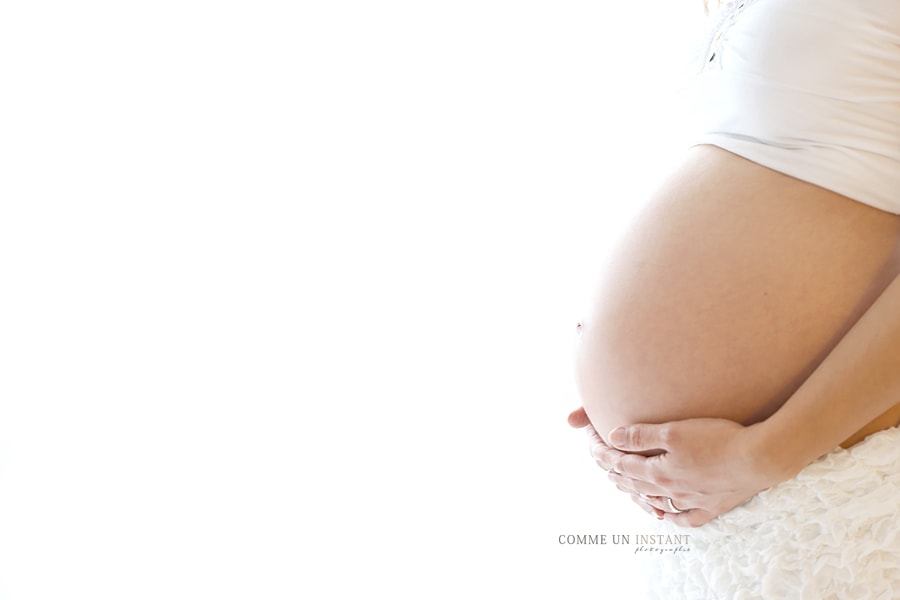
[558,534,691,545]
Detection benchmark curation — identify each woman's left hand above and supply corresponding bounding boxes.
[568,407,789,527]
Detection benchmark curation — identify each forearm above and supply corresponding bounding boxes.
[755,272,900,478]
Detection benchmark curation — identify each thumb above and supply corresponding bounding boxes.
[607,423,670,452]
[567,407,591,428]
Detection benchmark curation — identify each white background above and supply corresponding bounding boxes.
[1,2,706,598]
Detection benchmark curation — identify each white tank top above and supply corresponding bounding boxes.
[690,0,900,214]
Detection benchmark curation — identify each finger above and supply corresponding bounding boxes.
[585,423,605,447]
[567,407,591,429]
[612,479,672,515]
[583,425,630,475]
[607,472,669,498]
[607,423,674,453]
[582,423,618,466]
[630,493,665,520]
[662,509,714,528]
[641,494,692,516]
[591,439,632,474]
[609,451,664,485]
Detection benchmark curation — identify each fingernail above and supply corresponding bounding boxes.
[608,427,626,448]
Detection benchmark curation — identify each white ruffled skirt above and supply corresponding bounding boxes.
[645,426,900,599]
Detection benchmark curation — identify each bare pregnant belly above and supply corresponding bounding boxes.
[575,145,900,449]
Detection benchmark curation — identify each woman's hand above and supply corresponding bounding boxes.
[568,407,667,520]
[568,407,791,527]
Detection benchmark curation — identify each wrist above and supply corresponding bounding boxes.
[742,419,808,486]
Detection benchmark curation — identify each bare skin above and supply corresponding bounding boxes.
[573,144,900,523]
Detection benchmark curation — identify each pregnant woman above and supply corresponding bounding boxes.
[570,0,900,596]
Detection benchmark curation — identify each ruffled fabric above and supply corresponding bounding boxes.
[645,426,900,599]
